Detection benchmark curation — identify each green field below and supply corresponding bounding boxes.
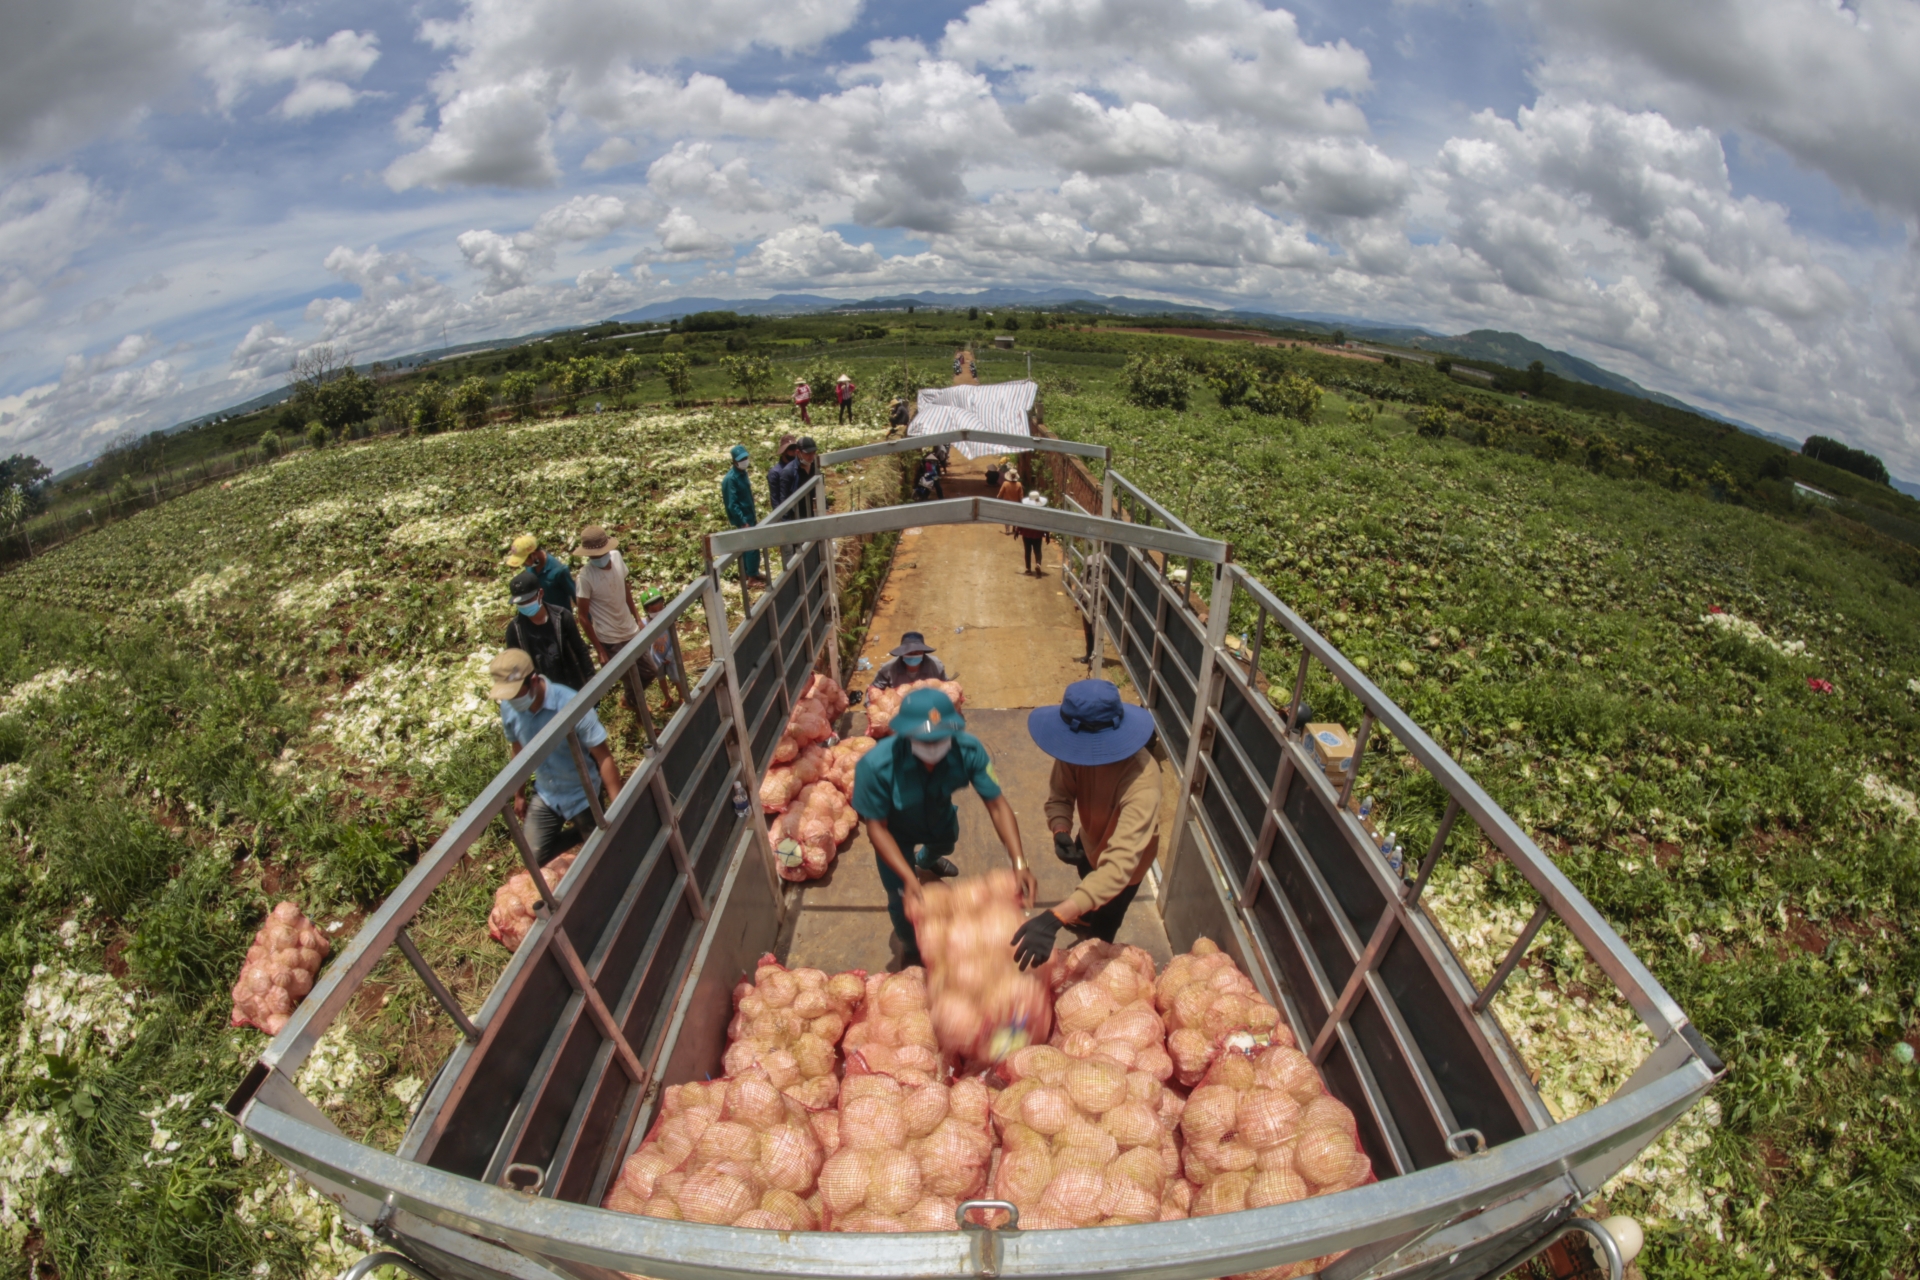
[0,320,1915,1279]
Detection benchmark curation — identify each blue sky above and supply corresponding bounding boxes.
[2,0,1917,479]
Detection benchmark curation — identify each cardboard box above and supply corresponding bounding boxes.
[1306,722,1355,784]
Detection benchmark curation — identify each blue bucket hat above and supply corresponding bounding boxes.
[894,687,964,740]
[729,444,750,463]
[1027,679,1155,766]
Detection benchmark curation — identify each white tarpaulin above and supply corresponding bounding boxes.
[910,380,1038,458]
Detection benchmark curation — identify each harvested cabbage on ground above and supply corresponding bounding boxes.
[815,1063,996,1232]
[486,851,577,952]
[1155,937,1283,1086]
[863,678,965,737]
[915,870,1053,1064]
[230,900,332,1035]
[723,956,867,1111]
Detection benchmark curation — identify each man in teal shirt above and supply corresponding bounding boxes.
[852,687,1034,967]
[720,444,767,588]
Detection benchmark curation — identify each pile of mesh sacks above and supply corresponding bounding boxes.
[487,851,577,952]
[863,678,966,737]
[601,929,1370,1269]
[758,673,876,881]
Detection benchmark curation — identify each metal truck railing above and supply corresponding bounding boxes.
[227,435,1718,1280]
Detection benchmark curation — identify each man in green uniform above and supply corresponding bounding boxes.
[720,444,767,588]
[852,687,1034,967]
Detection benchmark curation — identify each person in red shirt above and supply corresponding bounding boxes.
[793,377,812,425]
[834,374,856,423]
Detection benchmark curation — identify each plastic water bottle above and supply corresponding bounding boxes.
[731,781,750,819]
[1383,831,1402,876]
[1358,795,1375,823]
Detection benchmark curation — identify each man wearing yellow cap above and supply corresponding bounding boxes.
[504,533,576,613]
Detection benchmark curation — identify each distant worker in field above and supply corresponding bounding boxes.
[1012,679,1162,967]
[634,587,683,715]
[505,568,595,692]
[721,445,767,588]
[489,648,625,863]
[888,397,911,432]
[503,533,576,612]
[868,631,946,691]
[1015,492,1050,575]
[912,454,945,502]
[852,687,1034,968]
[793,376,813,426]
[835,373,856,423]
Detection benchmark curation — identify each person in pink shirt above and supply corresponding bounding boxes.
[834,373,856,423]
[793,377,813,425]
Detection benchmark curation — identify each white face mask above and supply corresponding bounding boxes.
[910,738,953,765]
[734,459,748,471]
[591,554,611,570]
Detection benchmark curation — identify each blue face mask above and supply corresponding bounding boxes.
[903,653,924,667]
[517,599,541,617]
[506,692,534,712]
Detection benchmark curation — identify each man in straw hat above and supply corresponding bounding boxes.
[868,630,946,692]
[834,373,856,423]
[1011,679,1163,967]
[572,524,640,665]
[489,648,625,863]
[1014,491,1050,575]
[851,687,1034,969]
[502,533,576,612]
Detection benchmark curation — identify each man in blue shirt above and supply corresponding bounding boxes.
[490,648,625,863]
[851,687,1034,967]
[504,533,577,612]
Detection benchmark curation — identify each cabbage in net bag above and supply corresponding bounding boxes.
[1177,1040,1372,1232]
[1048,939,1176,1082]
[722,955,868,1110]
[601,1069,827,1229]
[1154,937,1284,1086]
[915,869,1053,1065]
[840,969,945,1087]
[813,1065,996,1232]
[989,1035,1187,1229]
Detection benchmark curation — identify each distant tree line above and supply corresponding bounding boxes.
[1802,435,1890,485]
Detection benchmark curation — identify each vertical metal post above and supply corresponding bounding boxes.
[1405,797,1461,906]
[650,764,709,921]
[1161,561,1234,892]
[701,566,785,910]
[566,729,608,829]
[1339,710,1375,808]
[396,929,480,1043]
[1287,651,1310,732]
[547,928,647,1084]
[1473,901,1551,1012]
[498,809,558,912]
[821,499,843,687]
[1087,467,1116,680]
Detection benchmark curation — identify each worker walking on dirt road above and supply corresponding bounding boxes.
[868,631,946,691]
[722,445,767,589]
[995,466,1024,534]
[490,649,625,864]
[1015,492,1050,574]
[853,687,1034,969]
[1012,679,1162,967]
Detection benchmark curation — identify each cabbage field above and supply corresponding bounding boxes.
[0,333,1914,1280]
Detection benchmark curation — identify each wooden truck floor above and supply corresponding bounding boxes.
[778,450,1176,975]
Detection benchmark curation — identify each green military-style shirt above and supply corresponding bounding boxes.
[851,732,1002,846]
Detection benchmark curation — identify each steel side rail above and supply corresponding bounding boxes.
[252,575,713,1078]
[704,497,1229,564]
[238,1058,1710,1280]
[1223,567,1697,1049]
[819,429,1109,466]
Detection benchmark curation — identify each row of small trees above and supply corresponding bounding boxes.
[1123,352,1324,423]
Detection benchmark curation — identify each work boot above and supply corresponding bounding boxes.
[926,856,960,878]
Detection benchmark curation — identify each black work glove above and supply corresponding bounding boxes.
[1011,911,1064,970]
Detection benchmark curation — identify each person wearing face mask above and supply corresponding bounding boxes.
[721,445,767,588]
[488,649,625,864]
[867,631,946,692]
[503,533,576,612]
[572,525,642,665]
[851,687,1035,969]
[1010,679,1164,969]
[503,568,596,693]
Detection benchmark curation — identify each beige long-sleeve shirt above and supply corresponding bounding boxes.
[1045,747,1161,918]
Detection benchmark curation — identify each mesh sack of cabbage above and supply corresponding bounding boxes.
[864,678,965,737]
[771,673,850,765]
[486,851,577,952]
[1176,1040,1373,1229]
[990,1040,1188,1229]
[914,869,1053,1064]
[813,1061,997,1232]
[840,969,946,1087]
[601,1069,827,1229]
[1155,937,1284,1086]
[230,901,332,1035]
[1048,939,1176,1082]
[722,956,869,1110]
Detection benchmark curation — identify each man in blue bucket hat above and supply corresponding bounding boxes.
[1011,679,1164,969]
[852,687,1034,968]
